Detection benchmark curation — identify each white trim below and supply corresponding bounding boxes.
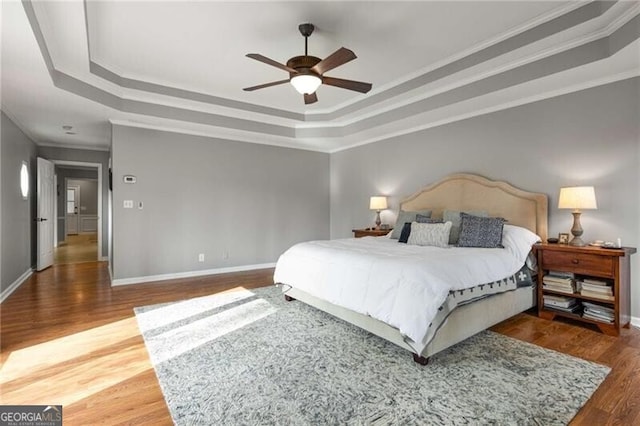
[100,256,109,262]
[80,215,98,232]
[631,316,640,329]
[108,119,319,153]
[1,269,33,304]
[53,173,58,247]
[111,263,276,286]
[37,141,110,152]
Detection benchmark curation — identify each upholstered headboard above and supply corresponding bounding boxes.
[400,173,548,241]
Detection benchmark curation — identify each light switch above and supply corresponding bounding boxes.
[138,201,143,209]
[123,200,133,208]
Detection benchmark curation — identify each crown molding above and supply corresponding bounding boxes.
[37,141,111,152]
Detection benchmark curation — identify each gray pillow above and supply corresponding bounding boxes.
[390,210,432,239]
[457,213,506,248]
[443,210,488,245]
[415,214,433,223]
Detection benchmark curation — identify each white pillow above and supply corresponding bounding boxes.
[407,221,452,248]
[502,224,541,263]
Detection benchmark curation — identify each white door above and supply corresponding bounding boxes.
[37,157,55,271]
[66,185,79,235]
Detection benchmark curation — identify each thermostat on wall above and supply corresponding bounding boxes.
[123,175,137,184]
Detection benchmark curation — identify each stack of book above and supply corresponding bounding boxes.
[577,278,614,301]
[542,271,575,294]
[582,301,614,323]
[543,294,581,314]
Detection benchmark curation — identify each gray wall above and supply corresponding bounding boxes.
[1,111,38,294]
[38,147,110,257]
[111,125,329,280]
[70,179,98,215]
[330,77,640,317]
[55,167,98,242]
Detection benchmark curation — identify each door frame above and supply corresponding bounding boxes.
[51,160,103,260]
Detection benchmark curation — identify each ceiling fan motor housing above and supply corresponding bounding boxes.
[286,55,322,78]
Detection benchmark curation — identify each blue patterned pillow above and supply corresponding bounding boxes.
[457,213,506,248]
[443,210,488,245]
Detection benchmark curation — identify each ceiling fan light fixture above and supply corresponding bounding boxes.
[290,74,322,95]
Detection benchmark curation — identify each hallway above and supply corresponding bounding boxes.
[54,233,98,264]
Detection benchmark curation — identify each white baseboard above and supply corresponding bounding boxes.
[1,268,33,303]
[99,256,109,261]
[110,262,276,286]
[631,316,640,329]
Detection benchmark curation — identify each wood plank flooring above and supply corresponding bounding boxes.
[54,233,98,264]
[1,261,638,425]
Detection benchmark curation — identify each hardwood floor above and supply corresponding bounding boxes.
[1,262,639,424]
[54,233,98,264]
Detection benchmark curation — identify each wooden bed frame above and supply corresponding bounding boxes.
[284,173,548,364]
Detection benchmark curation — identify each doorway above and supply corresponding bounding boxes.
[53,164,102,264]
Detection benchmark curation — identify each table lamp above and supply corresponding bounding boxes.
[369,196,388,229]
[558,186,597,247]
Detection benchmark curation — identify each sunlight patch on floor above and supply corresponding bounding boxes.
[1,344,152,406]
[135,287,256,331]
[140,297,278,365]
[0,317,151,406]
[1,317,140,384]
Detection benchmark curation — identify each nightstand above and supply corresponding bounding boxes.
[352,228,391,238]
[534,243,636,336]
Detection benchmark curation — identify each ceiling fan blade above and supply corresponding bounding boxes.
[246,53,298,74]
[322,76,372,94]
[243,79,290,92]
[304,92,318,104]
[310,47,357,75]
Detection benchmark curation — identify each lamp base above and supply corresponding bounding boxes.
[569,211,585,247]
[569,236,586,247]
[374,210,382,229]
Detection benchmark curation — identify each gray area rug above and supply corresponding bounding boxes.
[134,286,610,425]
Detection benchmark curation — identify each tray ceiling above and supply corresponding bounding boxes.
[2,1,639,152]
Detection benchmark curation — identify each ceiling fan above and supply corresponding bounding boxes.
[243,23,372,105]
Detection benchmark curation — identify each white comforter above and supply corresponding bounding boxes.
[274,225,539,344]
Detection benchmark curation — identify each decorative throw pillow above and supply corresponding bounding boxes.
[398,219,443,243]
[457,213,506,248]
[443,210,488,245]
[390,210,432,239]
[415,214,433,223]
[407,221,452,248]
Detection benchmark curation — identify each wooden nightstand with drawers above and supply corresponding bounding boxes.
[352,228,391,238]
[534,243,636,336]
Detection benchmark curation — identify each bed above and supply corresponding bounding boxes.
[274,173,548,364]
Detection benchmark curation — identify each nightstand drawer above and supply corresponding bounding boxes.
[541,250,614,278]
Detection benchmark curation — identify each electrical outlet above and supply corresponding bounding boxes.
[123,200,133,209]
[198,253,205,262]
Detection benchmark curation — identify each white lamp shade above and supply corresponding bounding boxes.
[369,196,388,211]
[558,186,597,210]
[290,74,322,95]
